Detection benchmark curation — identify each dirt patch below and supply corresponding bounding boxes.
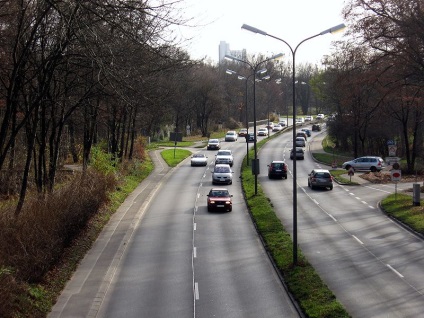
[360,171,424,192]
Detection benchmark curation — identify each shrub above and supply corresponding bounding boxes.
[0,170,116,283]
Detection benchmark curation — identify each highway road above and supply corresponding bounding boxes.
[259,125,424,317]
[49,125,300,318]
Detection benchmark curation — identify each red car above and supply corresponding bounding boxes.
[207,188,233,212]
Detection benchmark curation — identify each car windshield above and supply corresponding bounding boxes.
[209,139,218,143]
[218,151,231,156]
[193,154,204,158]
[215,166,230,173]
[210,190,229,197]
[315,172,331,178]
[272,163,284,169]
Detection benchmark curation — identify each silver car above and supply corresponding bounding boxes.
[295,137,306,147]
[212,164,233,185]
[342,156,384,172]
[215,149,234,166]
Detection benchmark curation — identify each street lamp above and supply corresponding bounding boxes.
[225,53,284,195]
[255,75,271,137]
[226,69,253,166]
[241,22,345,265]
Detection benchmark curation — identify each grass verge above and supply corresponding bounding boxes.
[381,193,424,235]
[161,149,192,167]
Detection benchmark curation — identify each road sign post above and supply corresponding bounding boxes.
[348,167,354,182]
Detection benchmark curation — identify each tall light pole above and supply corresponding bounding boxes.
[256,75,271,138]
[226,69,253,165]
[225,53,284,195]
[241,22,345,265]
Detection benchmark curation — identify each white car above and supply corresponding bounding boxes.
[191,153,208,166]
[272,124,283,132]
[295,117,304,124]
[224,130,238,142]
[215,149,234,166]
[279,120,287,127]
[316,114,325,120]
[257,128,268,136]
[304,115,313,121]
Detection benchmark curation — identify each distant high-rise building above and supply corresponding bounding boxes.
[219,41,246,62]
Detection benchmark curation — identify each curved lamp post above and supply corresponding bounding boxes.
[225,53,284,195]
[241,23,345,265]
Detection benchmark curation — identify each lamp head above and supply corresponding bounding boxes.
[320,23,346,35]
[241,24,268,36]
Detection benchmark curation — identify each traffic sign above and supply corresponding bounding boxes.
[391,169,401,182]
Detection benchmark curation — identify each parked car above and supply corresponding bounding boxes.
[272,124,283,132]
[207,188,233,212]
[301,128,311,137]
[225,130,238,142]
[312,124,322,131]
[215,149,234,166]
[267,160,288,179]
[247,132,256,142]
[207,139,220,150]
[257,128,268,136]
[308,169,333,190]
[211,164,233,185]
[238,128,248,137]
[290,147,305,160]
[316,114,325,120]
[304,115,313,121]
[342,156,384,172]
[296,131,308,141]
[191,153,208,166]
[295,137,306,147]
[279,120,287,127]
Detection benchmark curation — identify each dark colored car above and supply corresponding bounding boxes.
[312,124,322,131]
[301,128,311,137]
[290,147,305,160]
[207,188,233,212]
[267,160,288,179]
[296,131,308,141]
[308,169,333,190]
[247,132,256,142]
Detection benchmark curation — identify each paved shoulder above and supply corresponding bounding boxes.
[49,150,171,318]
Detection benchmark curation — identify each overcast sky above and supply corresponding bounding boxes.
[175,0,347,65]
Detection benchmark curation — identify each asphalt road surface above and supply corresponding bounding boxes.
[259,125,424,317]
[49,127,300,318]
